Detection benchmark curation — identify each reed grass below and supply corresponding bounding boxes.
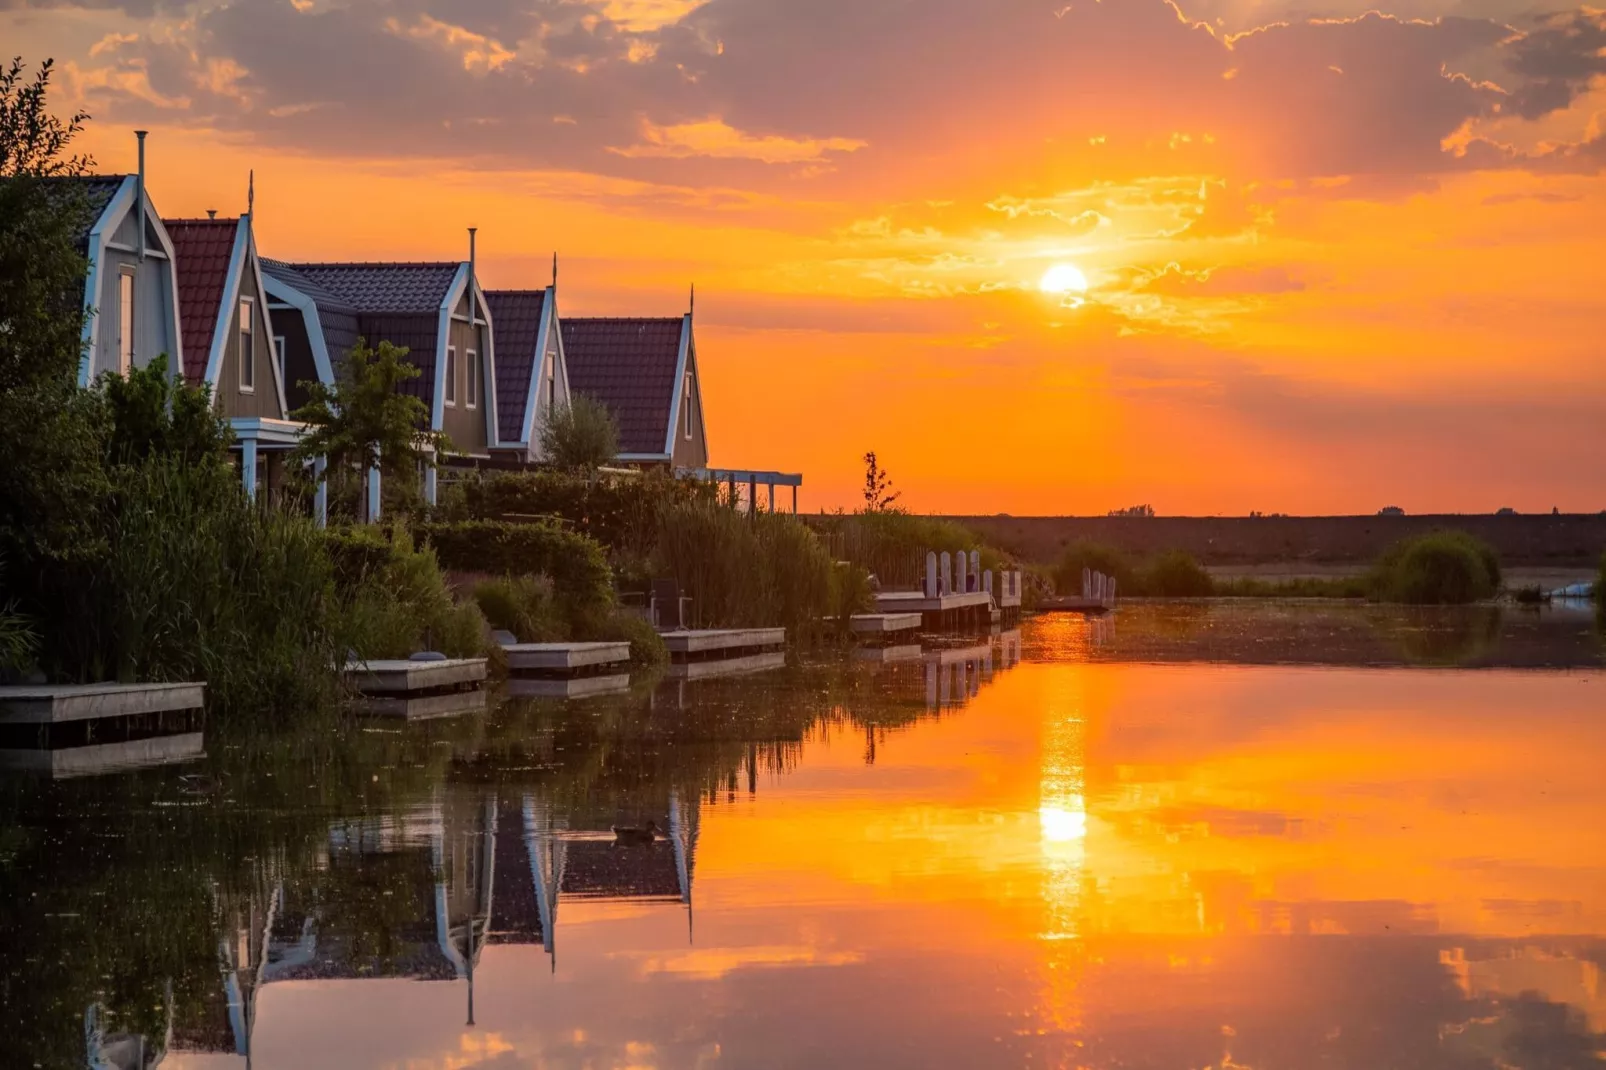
[820,510,1005,590]
[473,574,568,643]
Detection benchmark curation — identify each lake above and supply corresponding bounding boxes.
[3,603,1603,1069]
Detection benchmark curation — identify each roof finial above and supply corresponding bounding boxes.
[689,282,695,316]
[551,251,558,288]
[247,169,255,218]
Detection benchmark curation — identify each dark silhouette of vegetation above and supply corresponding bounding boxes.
[539,392,621,470]
[1370,531,1501,605]
[1052,541,1140,596]
[862,451,900,512]
[1108,504,1155,517]
[1143,550,1215,597]
[100,353,233,465]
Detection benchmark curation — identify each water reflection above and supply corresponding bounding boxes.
[5,614,1606,1068]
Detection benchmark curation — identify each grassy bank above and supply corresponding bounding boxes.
[1050,530,1509,605]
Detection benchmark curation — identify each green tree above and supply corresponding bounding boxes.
[0,57,110,568]
[539,393,621,470]
[290,338,450,522]
[101,353,233,466]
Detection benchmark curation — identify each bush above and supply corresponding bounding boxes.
[1371,531,1500,605]
[473,574,567,643]
[818,510,1006,590]
[416,520,614,625]
[540,393,621,469]
[586,609,669,666]
[1051,541,1138,596]
[329,526,489,660]
[830,561,874,629]
[1143,551,1215,597]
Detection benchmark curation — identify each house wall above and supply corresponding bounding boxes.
[670,349,709,469]
[89,247,177,380]
[524,317,570,461]
[442,315,490,455]
[270,306,320,413]
[215,261,283,420]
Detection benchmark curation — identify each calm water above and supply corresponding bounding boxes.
[3,604,1604,1069]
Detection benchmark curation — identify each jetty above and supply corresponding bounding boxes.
[500,638,632,700]
[343,657,488,720]
[849,612,922,644]
[872,551,1025,631]
[1037,568,1118,615]
[0,681,206,777]
[662,628,786,679]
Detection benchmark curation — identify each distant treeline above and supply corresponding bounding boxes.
[954,513,1606,568]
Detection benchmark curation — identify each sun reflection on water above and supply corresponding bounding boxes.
[1037,666,1089,1036]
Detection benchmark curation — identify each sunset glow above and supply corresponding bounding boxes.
[9,0,1606,512]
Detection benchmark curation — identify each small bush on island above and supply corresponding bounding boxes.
[1370,531,1501,605]
[1143,550,1216,597]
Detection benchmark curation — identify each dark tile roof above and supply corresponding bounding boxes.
[36,175,129,248]
[561,839,683,901]
[561,317,685,456]
[359,313,440,404]
[285,262,461,314]
[166,218,240,384]
[485,289,548,443]
[262,257,362,371]
[486,800,544,946]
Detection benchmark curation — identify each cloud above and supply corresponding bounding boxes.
[1479,189,1584,205]
[1138,262,1310,295]
[611,117,867,163]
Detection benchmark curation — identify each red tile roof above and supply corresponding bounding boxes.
[560,317,686,456]
[485,289,548,444]
[166,217,241,385]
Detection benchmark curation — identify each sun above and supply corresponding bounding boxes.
[1039,263,1089,295]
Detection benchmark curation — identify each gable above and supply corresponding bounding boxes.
[561,317,685,456]
[485,289,548,444]
[168,218,241,384]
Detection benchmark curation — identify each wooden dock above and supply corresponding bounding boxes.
[507,674,631,700]
[0,682,206,777]
[502,641,631,675]
[343,658,489,720]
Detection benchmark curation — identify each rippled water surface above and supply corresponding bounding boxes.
[3,604,1604,1069]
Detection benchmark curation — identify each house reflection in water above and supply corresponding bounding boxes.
[164,786,699,1060]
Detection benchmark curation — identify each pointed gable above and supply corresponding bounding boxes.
[560,317,685,457]
[485,289,549,444]
[167,218,242,384]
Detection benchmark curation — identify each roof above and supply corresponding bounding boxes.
[166,218,241,384]
[561,317,686,456]
[282,262,461,314]
[561,839,684,901]
[485,289,549,443]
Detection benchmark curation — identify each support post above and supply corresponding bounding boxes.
[424,463,438,508]
[313,455,328,529]
[767,482,775,513]
[792,485,798,514]
[748,476,757,516]
[367,461,382,524]
[240,438,258,501]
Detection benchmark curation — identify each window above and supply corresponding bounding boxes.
[117,269,135,374]
[274,336,287,384]
[545,352,556,412]
[238,299,255,392]
[466,349,478,409]
[444,347,457,406]
[682,372,694,439]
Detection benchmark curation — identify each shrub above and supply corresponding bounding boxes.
[329,526,489,660]
[586,609,669,666]
[830,561,875,630]
[819,510,1005,590]
[473,574,567,642]
[756,511,836,641]
[1051,541,1138,596]
[539,393,621,470]
[1142,551,1215,597]
[1371,531,1500,605]
[416,520,614,624]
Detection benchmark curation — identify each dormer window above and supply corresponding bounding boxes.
[117,268,136,374]
[444,347,457,407]
[466,349,479,409]
[682,372,694,439]
[238,298,255,392]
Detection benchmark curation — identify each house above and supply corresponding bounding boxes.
[166,212,300,497]
[485,284,572,462]
[560,311,708,469]
[261,237,496,506]
[68,133,184,387]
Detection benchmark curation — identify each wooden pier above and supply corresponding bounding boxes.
[0,682,206,777]
[849,612,922,644]
[659,629,787,679]
[502,641,631,675]
[343,657,489,720]
[1037,568,1118,616]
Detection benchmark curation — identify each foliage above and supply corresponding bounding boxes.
[539,392,621,470]
[100,353,233,465]
[290,339,450,521]
[0,60,108,571]
[862,451,900,512]
[1142,550,1215,597]
[329,525,488,659]
[1370,531,1501,605]
[585,608,670,666]
[0,57,93,177]
[1213,574,1371,599]
[654,499,837,638]
[0,557,36,677]
[829,561,875,629]
[441,467,717,562]
[1051,541,1139,596]
[821,509,1005,590]
[473,574,567,643]
[416,520,614,625]
[1108,504,1155,518]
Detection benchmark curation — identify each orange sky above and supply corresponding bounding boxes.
[9,0,1606,514]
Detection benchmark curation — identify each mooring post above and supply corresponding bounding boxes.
[940,552,952,596]
[925,551,938,598]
